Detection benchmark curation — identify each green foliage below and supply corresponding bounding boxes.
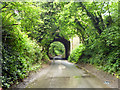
[68,44,85,63]
[41,51,50,61]
[1,1,119,88]
[1,2,49,88]
[2,26,44,88]
[49,41,65,57]
[74,25,120,76]
[101,26,120,47]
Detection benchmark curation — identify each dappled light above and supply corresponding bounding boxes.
[1,1,119,89]
[48,41,65,58]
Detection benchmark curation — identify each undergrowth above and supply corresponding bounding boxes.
[68,25,120,78]
[2,26,49,88]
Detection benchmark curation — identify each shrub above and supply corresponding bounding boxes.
[2,26,44,88]
[68,44,85,63]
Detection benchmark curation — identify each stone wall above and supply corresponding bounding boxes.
[70,35,80,54]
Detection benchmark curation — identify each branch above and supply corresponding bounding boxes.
[75,19,86,31]
[2,24,20,28]
[97,12,106,30]
[79,2,102,34]
[107,2,111,16]
[0,3,8,11]
[74,19,86,42]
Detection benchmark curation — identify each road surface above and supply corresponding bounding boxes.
[26,57,109,88]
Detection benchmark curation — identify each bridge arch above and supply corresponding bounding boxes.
[47,36,70,60]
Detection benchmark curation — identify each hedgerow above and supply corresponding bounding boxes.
[2,23,48,88]
[68,25,120,77]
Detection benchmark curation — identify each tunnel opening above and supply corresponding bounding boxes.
[48,41,65,60]
[46,35,70,60]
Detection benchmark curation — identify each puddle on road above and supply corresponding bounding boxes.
[73,74,91,79]
[73,76,81,78]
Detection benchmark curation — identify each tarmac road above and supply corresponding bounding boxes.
[26,57,109,88]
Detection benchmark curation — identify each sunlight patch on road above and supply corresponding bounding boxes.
[58,65,66,70]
